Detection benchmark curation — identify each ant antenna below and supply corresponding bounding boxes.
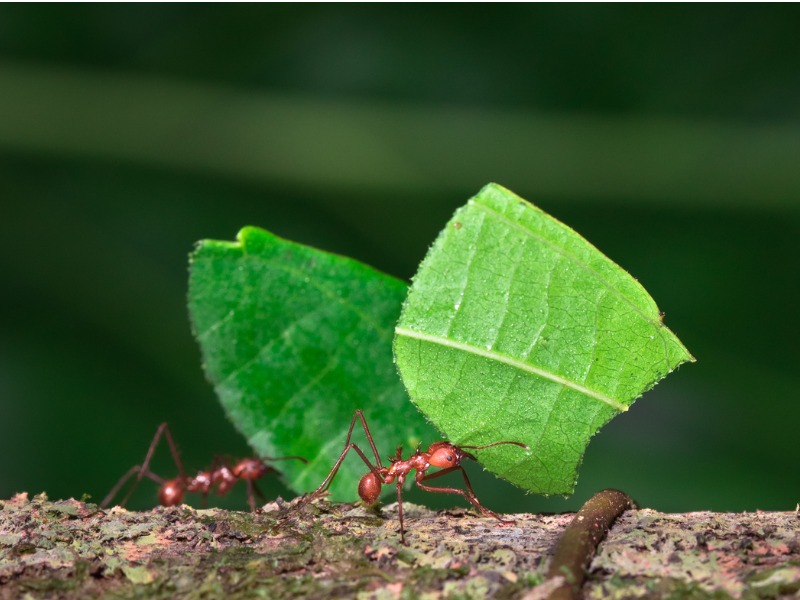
[458,440,529,451]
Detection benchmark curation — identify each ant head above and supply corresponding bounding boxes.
[427,442,475,468]
[159,478,185,507]
[233,458,271,481]
[429,439,528,470]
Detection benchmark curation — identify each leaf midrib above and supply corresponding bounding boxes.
[394,327,628,412]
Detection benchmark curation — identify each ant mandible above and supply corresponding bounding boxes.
[290,409,528,544]
[100,423,307,512]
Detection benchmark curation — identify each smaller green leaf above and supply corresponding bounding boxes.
[394,183,694,496]
[188,226,436,500]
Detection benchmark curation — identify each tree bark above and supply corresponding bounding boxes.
[1,493,798,599]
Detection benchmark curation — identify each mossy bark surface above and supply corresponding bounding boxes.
[0,493,798,599]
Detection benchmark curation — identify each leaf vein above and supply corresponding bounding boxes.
[395,327,628,412]
[471,198,661,329]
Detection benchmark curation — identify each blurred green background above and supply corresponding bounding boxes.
[1,6,798,514]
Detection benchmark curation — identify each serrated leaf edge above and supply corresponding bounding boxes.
[471,192,666,330]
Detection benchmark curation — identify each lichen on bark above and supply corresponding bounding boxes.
[1,493,798,599]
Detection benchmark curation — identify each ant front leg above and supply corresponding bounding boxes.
[416,466,513,524]
[244,478,259,513]
[244,454,307,512]
[392,477,411,545]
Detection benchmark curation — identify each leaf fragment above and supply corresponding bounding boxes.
[189,226,435,500]
[394,183,693,495]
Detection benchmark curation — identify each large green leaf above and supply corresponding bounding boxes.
[394,183,694,495]
[188,226,436,500]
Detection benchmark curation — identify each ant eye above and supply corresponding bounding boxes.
[446,455,453,462]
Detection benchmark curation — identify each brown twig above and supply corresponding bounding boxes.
[546,489,635,600]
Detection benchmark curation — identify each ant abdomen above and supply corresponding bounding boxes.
[358,471,382,504]
[158,479,184,507]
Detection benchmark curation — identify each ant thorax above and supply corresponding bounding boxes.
[188,471,213,495]
[212,466,237,495]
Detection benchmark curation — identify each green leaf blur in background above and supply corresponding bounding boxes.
[2,6,798,513]
[396,184,693,495]
[188,226,435,500]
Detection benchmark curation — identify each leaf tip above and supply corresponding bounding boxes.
[479,181,513,196]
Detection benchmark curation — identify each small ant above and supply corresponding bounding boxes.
[100,423,307,512]
[289,409,528,544]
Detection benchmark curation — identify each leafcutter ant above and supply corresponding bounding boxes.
[289,409,527,543]
[101,422,307,512]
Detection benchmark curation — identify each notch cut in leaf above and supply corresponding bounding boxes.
[394,183,694,496]
[188,226,436,501]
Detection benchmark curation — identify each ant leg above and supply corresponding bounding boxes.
[261,455,308,464]
[416,466,513,524]
[245,479,256,512]
[100,465,167,508]
[205,454,227,506]
[159,423,186,480]
[101,466,142,509]
[351,410,384,468]
[238,474,268,512]
[293,442,383,512]
[102,423,180,508]
[251,480,267,508]
[132,423,185,490]
[395,481,407,545]
[289,410,385,506]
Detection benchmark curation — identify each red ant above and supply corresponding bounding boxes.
[100,423,307,512]
[289,410,528,544]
